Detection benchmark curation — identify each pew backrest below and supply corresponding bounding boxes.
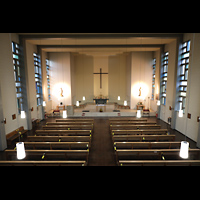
[112,135,176,142]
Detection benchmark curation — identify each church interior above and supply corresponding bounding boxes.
[0,33,200,166]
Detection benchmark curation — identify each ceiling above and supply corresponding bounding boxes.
[18,33,182,56]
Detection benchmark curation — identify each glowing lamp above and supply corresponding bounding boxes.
[63,110,67,118]
[179,141,189,159]
[124,100,127,106]
[136,110,142,118]
[21,111,26,119]
[43,101,46,106]
[16,142,26,160]
[76,101,79,107]
[83,96,85,101]
[179,110,183,117]
[157,100,160,106]
[118,96,120,100]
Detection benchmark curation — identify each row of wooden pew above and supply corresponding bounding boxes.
[1,119,94,166]
[110,118,200,166]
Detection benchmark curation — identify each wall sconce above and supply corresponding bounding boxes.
[179,110,183,118]
[21,111,26,119]
[83,96,85,101]
[118,96,120,100]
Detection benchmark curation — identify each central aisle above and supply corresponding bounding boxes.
[88,118,116,166]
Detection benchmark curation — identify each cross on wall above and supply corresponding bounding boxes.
[93,68,108,89]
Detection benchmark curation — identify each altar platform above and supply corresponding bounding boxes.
[71,103,156,117]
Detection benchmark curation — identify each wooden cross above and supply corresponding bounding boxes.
[93,68,108,89]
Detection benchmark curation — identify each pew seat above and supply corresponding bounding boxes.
[0,160,86,166]
[5,149,89,162]
[114,142,181,149]
[27,136,91,143]
[118,160,200,166]
[36,130,92,136]
[23,142,90,150]
[112,134,175,142]
[111,129,168,135]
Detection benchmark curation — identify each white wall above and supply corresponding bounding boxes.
[108,53,127,105]
[130,52,153,110]
[49,52,72,109]
[175,33,200,142]
[25,41,38,120]
[0,33,27,134]
[73,54,93,104]
[160,40,177,123]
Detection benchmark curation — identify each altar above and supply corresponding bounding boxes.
[93,98,109,104]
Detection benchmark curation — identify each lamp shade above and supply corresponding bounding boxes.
[76,101,79,107]
[63,110,67,118]
[43,101,46,106]
[179,141,189,159]
[21,111,26,119]
[83,96,85,101]
[124,100,127,106]
[136,110,142,118]
[118,96,120,100]
[16,142,26,160]
[179,110,183,117]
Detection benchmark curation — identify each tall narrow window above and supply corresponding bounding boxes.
[12,42,23,114]
[152,58,156,100]
[161,51,168,105]
[46,58,51,101]
[33,53,42,106]
[178,40,190,114]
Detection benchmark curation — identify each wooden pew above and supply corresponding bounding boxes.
[112,135,175,142]
[47,122,94,125]
[114,141,181,149]
[56,119,94,123]
[111,129,168,136]
[6,126,28,146]
[0,160,86,166]
[42,125,93,131]
[5,149,89,163]
[118,160,200,166]
[110,124,161,131]
[110,121,156,125]
[35,130,92,136]
[23,142,90,150]
[115,149,200,161]
[109,118,148,122]
[27,136,91,143]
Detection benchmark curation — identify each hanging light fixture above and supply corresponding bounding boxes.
[179,110,183,117]
[16,142,26,160]
[179,141,189,159]
[63,110,67,118]
[21,111,26,119]
[136,110,142,118]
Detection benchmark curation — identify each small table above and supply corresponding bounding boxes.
[96,104,106,112]
[137,104,145,110]
[56,105,65,110]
